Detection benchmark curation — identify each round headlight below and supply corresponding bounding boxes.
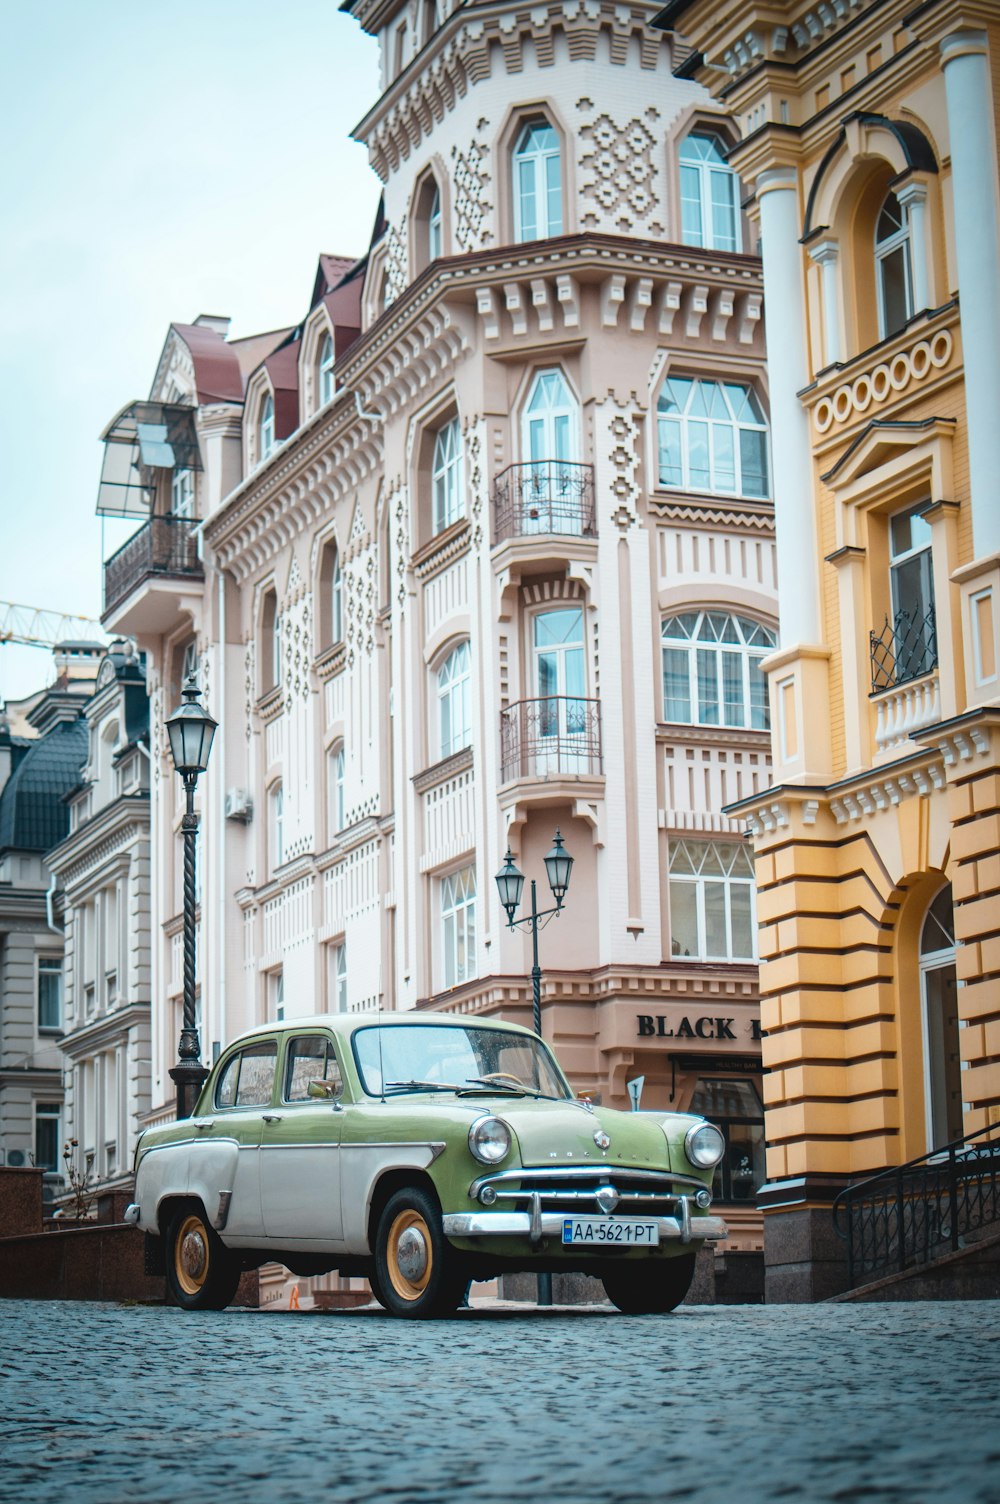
[684,1121,725,1169]
[468,1115,512,1165]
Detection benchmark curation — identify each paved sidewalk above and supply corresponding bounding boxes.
[3,1299,998,1503]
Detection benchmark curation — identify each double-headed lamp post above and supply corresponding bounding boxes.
[494,829,574,1039]
[165,673,218,1120]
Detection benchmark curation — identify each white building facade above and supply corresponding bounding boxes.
[100,0,776,1259]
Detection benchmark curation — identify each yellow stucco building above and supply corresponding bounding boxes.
[654,0,1000,1297]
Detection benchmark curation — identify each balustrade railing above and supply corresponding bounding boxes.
[832,1123,1000,1288]
[104,515,202,614]
[500,696,602,782]
[870,604,937,692]
[493,461,595,544]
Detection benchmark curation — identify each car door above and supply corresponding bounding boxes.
[260,1031,345,1245]
[198,1039,277,1242]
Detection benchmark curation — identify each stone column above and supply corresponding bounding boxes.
[941,30,1000,558]
[808,238,842,367]
[756,167,822,647]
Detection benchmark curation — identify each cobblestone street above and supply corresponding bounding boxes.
[3,1298,998,1503]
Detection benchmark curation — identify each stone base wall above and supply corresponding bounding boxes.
[763,1206,850,1303]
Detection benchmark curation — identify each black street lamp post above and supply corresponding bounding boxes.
[165,673,218,1120]
[495,829,574,1309]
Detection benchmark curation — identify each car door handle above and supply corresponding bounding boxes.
[191,1118,215,1131]
[262,1114,283,1124]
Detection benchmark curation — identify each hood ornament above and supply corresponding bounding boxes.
[595,1185,619,1215]
[593,1128,611,1151]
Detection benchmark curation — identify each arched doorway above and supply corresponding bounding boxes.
[919,885,962,1149]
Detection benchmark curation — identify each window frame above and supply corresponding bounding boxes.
[656,376,769,499]
[37,956,63,1032]
[259,393,275,463]
[171,467,194,518]
[431,417,463,533]
[437,641,472,759]
[875,190,914,341]
[678,132,742,254]
[269,781,285,872]
[318,333,335,407]
[440,865,477,989]
[513,117,563,243]
[661,611,775,730]
[668,838,757,963]
[34,1102,61,1172]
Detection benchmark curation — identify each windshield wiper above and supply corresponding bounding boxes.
[383,1079,464,1094]
[463,1078,561,1099]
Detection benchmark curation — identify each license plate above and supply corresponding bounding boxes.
[561,1217,660,1246]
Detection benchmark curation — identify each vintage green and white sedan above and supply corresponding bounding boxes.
[128,1013,728,1318]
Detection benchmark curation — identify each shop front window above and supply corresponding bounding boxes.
[688,1077,765,1202]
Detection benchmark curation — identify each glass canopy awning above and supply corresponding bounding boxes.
[96,400,203,518]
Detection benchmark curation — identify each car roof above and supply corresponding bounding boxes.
[223,1011,536,1051]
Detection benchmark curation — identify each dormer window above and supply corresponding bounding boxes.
[875,190,914,339]
[513,119,562,242]
[259,393,275,462]
[319,334,335,406]
[679,133,741,253]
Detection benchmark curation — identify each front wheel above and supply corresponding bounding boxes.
[374,1187,466,1319]
[602,1252,696,1314]
[165,1204,241,1311]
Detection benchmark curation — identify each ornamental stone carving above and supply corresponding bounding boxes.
[579,109,663,237]
[450,134,493,251]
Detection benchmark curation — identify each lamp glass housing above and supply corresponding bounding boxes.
[166,676,218,776]
[543,829,573,904]
[494,849,525,920]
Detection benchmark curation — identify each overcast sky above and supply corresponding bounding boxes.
[0,0,380,703]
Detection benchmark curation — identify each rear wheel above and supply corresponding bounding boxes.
[165,1204,241,1311]
[602,1252,696,1315]
[375,1187,466,1320]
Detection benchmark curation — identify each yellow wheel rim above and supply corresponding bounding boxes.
[175,1214,210,1297]
[386,1208,433,1301]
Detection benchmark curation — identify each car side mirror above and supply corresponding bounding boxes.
[307,1079,342,1101]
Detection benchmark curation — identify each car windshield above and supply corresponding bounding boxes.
[352,1024,571,1100]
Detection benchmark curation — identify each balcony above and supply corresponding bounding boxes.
[493,462,595,545]
[102,516,203,633]
[870,605,940,752]
[500,696,603,782]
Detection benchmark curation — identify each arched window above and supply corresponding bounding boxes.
[428,185,442,262]
[318,334,335,406]
[331,550,343,644]
[432,417,463,532]
[657,377,769,498]
[441,865,476,987]
[523,368,576,465]
[260,589,279,695]
[269,782,284,871]
[437,642,471,758]
[875,189,913,339]
[679,133,741,253]
[668,839,756,961]
[328,744,346,836]
[259,393,275,462]
[272,609,283,689]
[661,611,776,729]
[513,119,562,242]
[919,885,960,1147]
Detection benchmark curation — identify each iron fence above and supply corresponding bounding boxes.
[870,604,937,692]
[493,461,596,544]
[500,696,602,782]
[832,1122,1000,1288]
[104,516,202,613]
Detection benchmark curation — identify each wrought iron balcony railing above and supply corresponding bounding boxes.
[500,696,603,782]
[833,1122,1000,1289]
[493,461,596,544]
[103,516,203,614]
[870,604,937,693]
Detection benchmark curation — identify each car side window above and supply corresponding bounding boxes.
[285,1035,342,1102]
[215,1042,278,1109]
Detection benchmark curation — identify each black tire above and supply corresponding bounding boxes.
[165,1204,241,1311]
[602,1252,696,1314]
[374,1186,466,1319]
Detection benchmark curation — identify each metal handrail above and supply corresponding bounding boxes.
[493,461,596,543]
[104,515,202,613]
[870,604,937,692]
[500,695,602,782]
[832,1121,1000,1288]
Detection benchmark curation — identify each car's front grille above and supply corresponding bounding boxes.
[472,1166,703,1217]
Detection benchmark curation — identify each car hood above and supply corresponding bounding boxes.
[461,1096,695,1174]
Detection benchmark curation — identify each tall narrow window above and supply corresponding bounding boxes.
[441,866,476,987]
[668,839,756,962]
[331,942,348,1012]
[513,119,562,242]
[432,417,463,532]
[428,185,443,262]
[679,133,741,253]
[334,746,345,833]
[319,334,335,406]
[438,641,472,758]
[331,551,343,644]
[38,958,62,1031]
[523,369,576,465]
[657,377,768,498]
[534,607,586,750]
[270,969,285,1022]
[171,468,194,517]
[875,190,913,339]
[270,783,284,871]
[259,393,275,462]
[883,502,936,684]
[35,1103,61,1172]
[661,612,775,729]
[272,609,283,689]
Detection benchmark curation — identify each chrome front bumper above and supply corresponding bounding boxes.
[443,1209,728,1245]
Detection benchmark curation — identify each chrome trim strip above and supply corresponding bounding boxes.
[124,1203,140,1226]
[443,1211,728,1241]
[486,1187,692,1207]
[469,1165,707,1196]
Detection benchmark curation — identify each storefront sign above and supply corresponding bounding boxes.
[636,1015,762,1042]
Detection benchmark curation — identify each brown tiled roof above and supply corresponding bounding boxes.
[171,322,245,405]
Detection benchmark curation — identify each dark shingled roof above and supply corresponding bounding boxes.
[0,718,88,854]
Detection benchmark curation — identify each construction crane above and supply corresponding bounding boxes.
[0,601,110,650]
